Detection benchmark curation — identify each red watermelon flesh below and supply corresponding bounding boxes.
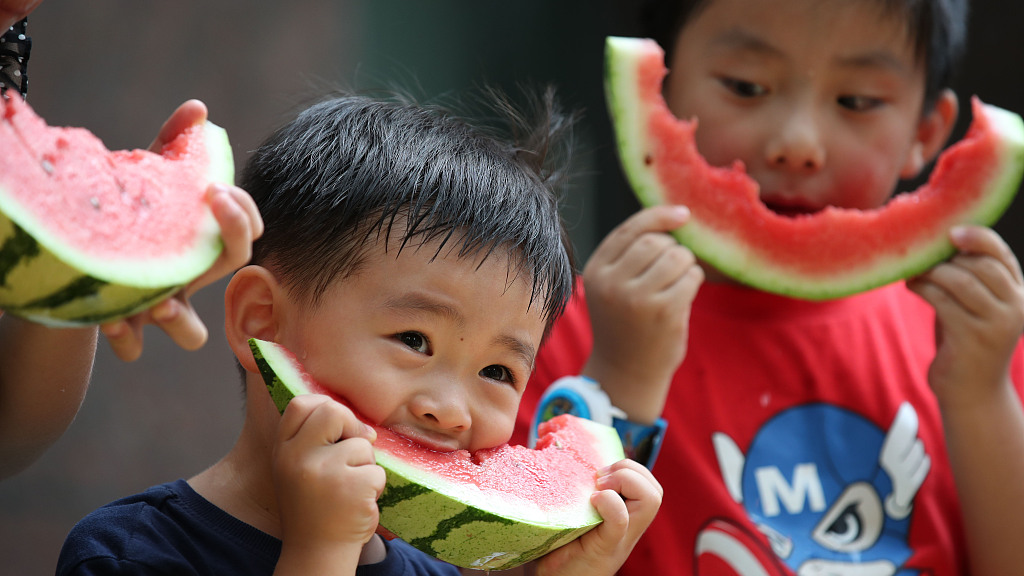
[0,93,226,266]
[0,94,233,325]
[605,36,1024,300]
[250,337,625,570]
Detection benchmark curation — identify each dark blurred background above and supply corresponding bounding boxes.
[2,2,1022,574]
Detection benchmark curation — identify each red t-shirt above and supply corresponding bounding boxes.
[516,280,1024,575]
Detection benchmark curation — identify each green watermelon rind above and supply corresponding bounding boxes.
[249,337,624,570]
[0,121,230,288]
[604,36,1024,300]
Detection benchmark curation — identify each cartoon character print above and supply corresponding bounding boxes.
[697,402,931,576]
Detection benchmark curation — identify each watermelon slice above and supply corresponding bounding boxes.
[249,337,625,571]
[0,94,232,325]
[604,36,1024,300]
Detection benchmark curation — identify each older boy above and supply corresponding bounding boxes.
[57,89,662,575]
[519,0,1024,574]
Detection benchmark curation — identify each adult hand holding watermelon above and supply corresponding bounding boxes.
[98,99,263,362]
[0,96,261,480]
[0,93,249,337]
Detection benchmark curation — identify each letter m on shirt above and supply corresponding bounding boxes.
[754,464,825,517]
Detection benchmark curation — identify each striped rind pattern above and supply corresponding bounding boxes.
[0,215,183,326]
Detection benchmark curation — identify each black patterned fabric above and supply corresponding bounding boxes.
[0,17,31,98]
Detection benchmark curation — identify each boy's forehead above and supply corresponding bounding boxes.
[682,0,920,61]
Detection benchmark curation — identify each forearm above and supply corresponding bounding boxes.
[940,379,1024,574]
[0,313,96,478]
[582,356,671,425]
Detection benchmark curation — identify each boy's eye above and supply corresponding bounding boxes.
[837,95,883,112]
[719,77,768,98]
[480,364,514,384]
[398,331,430,354]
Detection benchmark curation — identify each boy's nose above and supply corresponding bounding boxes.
[765,109,826,171]
[410,389,470,433]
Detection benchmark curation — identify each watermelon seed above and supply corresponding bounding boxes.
[41,159,53,174]
[89,197,100,209]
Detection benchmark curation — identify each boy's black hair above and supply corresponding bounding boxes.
[241,87,577,330]
[629,0,968,110]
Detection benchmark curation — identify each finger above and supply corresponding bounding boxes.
[592,205,689,266]
[100,317,146,362]
[278,395,376,446]
[951,226,1023,285]
[906,273,971,326]
[589,489,630,545]
[227,185,264,240]
[598,459,665,500]
[185,184,260,296]
[635,242,702,294]
[917,255,1018,319]
[611,231,689,281]
[148,296,209,351]
[149,100,208,152]
[950,252,1021,306]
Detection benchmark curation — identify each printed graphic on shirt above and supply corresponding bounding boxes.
[696,402,930,576]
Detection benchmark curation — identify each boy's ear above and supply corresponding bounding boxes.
[225,265,284,374]
[901,89,959,179]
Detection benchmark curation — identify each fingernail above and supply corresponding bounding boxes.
[101,321,126,338]
[673,205,691,220]
[950,225,967,241]
[207,182,229,200]
[151,299,177,321]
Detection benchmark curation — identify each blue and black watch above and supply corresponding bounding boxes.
[530,375,666,470]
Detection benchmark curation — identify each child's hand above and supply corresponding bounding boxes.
[907,225,1024,405]
[100,100,264,361]
[273,394,385,573]
[581,205,702,422]
[533,459,663,576]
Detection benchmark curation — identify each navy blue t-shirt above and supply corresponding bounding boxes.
[57,479,460,576]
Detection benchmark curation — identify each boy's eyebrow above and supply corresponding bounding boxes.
[385,293,464,328]
[383,293,537,367]
[708,27,785,59]
[833,50,911,74]
[710,28,911,74]
[496,334,537,371]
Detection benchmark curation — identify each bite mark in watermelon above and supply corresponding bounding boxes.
[604,36,1024,300]
[0,94,233,325]
[249,337,625,571]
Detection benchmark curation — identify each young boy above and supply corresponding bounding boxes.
[517,0,1024,574]
[57,90,663,575]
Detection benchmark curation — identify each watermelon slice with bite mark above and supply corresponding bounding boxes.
[604,36,1024,300]
[0,93,232,325]
[249,337,625,571]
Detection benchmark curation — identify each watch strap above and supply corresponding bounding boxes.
[612,416,667,470]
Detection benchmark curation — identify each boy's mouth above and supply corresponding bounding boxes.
[761,198,824,218]
[388,423,462,453]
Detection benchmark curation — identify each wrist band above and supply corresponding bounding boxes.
[531,375,666,469]
[611,415,667,470]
